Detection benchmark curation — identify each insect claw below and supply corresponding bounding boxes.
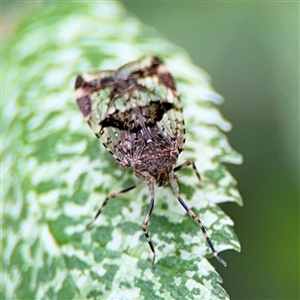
[215,253,227,267]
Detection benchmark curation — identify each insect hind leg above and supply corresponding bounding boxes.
[86,183,139,229]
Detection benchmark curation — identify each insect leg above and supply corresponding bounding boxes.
[86,183,139,229]
[177,196,227,267]
[169,177,227,267]
[143,181,156,268]
[173,160,201,181]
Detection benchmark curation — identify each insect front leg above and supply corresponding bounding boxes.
[86,183,139,229]
[143,181,156,268]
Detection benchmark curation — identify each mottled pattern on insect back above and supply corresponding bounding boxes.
[75,56,227,267]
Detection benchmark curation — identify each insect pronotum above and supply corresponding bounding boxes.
[75,56,227,267]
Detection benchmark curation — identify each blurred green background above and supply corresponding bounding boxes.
[3,1,299,299]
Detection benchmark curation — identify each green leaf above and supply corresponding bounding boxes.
[2,2,243,299]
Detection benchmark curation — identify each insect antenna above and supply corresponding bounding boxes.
[86,183,140,229]
[143,181,156,268]
[169,176,227,267]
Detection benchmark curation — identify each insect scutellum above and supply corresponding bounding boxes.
[75,56,227,268]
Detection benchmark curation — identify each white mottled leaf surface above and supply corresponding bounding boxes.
[2,2,242,299]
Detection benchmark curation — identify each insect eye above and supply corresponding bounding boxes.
[148,166,158,176]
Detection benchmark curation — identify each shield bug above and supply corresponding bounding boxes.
[75,56,226,267]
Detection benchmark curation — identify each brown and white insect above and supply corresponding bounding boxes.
[75,56,227,267]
